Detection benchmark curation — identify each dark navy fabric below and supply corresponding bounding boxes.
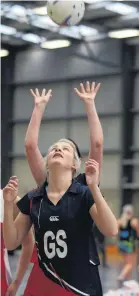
[17,176,102,295]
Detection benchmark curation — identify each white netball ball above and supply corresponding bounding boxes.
[47,1,85,26]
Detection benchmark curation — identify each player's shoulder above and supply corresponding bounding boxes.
[27,184,45,199]
[71,175,89,197]
[75,173,87,186]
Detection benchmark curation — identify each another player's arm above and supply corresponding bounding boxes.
[3,177,31,250]
[4,209,31,250]
[90,196,118,237]
[11,196,35,289]
[25,88,52,186]
[74,82,103,182]
[85,160,118,237]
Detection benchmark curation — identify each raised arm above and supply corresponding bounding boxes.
[85,159,118,237]
[74,82,103,182]
[3,177,31,250]
[25,88,52,186]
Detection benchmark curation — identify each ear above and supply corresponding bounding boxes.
[72,164,76,171]
[71,162,79,173]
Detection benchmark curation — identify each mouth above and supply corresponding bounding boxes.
[53,153,63,158]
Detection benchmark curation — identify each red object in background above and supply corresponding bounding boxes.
[1,250,8,296]
[1,223,11,296]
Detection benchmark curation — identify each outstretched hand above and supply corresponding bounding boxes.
[30,88,52,106]
[3,176,18,204]
[74,81,101,106]
[85,159,99,188]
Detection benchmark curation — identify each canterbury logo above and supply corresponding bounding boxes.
[49,216,59,222]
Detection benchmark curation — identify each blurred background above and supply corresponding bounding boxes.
[1,0,139,294]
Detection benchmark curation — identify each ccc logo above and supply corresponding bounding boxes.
[49,216,59,222]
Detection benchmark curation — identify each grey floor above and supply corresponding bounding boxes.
[8,250,138,296]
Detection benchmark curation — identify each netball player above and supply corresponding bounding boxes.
[117,204,139,283]
[23,82,104,294]
[3,148,118,296]
[1,189,34,296]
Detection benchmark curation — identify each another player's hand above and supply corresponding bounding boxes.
[85,159,99,188]
[30,88,52,106]
[6,280,20,296]
[3,176,18,204]
[74,81,101,106]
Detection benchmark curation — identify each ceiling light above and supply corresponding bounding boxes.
[84,0,105,3]
[41,39,71,49]
[85,32,107,42]
[33,6,47,15]
[0,49,9,57]
[22,33,44,44]
[0,25,16,35]
[79,25,98,36]
[3,4,27,22]
[59,25,98,40]
[11,5,26,17]
[32,16,58,29]
[87,1,108,10]
[108,29,139,39]
[105,3,137,15]
[60,26,82,39]
[119,12,139,21]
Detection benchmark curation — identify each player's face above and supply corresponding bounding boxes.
[124,208,133,219]
[47,141,75,171]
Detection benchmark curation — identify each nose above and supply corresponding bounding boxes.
[55,147,62,152]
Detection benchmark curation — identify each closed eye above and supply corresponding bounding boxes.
[63,147,70,151]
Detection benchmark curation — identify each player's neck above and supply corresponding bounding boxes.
[48,169,72,194]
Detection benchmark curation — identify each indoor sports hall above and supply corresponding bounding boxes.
[1,1,139,295]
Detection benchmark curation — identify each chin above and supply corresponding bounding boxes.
[50,158,64,167]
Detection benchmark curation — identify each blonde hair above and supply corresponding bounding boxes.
[44,138,81,176]
[120,204,134,227]
[123,204,133,214]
